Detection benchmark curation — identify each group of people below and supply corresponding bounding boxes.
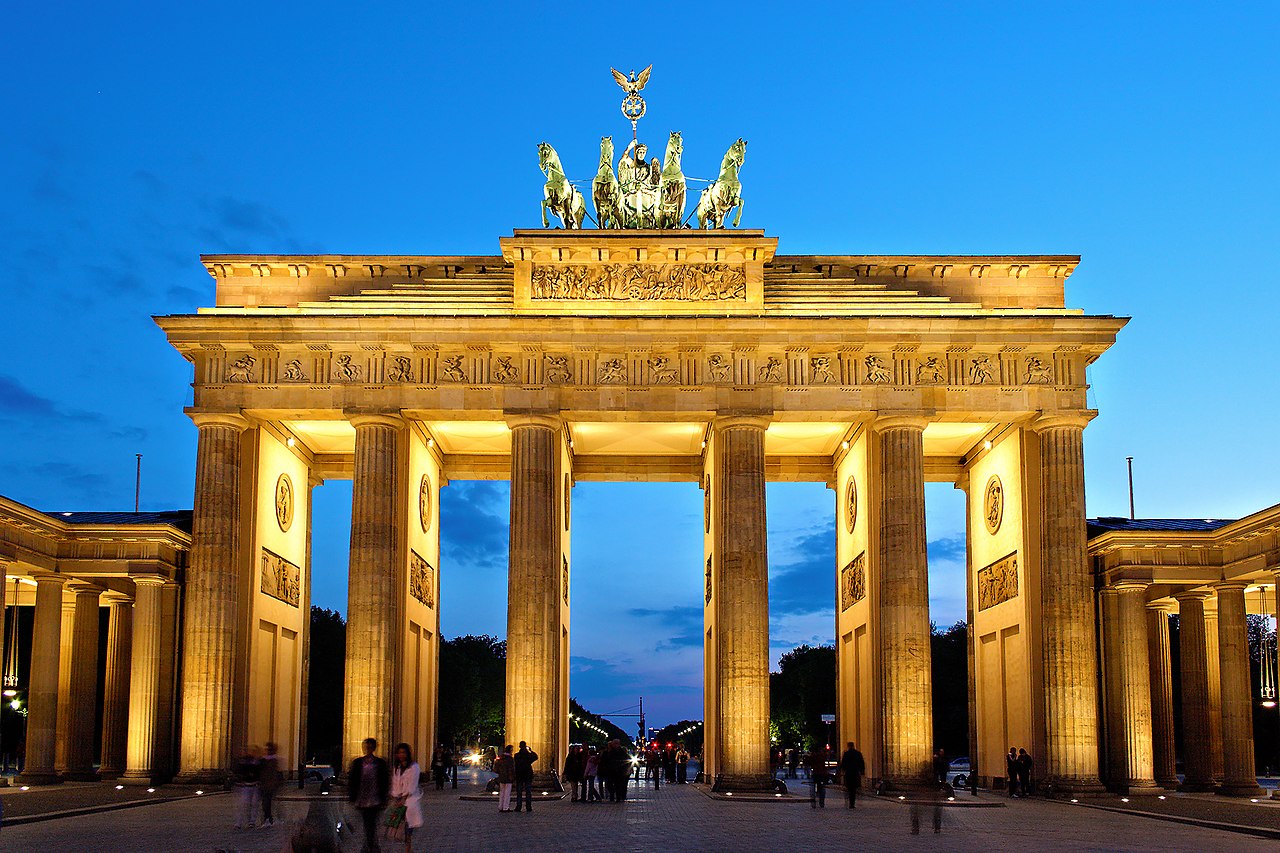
[492,741,540,812]
[636,743,690,787]
[803,742,867,809]
[344,737,425,853]
[428,744,459,790]
[1005,747,1034,796]
[558,740,635,803]
[231,741,284,829]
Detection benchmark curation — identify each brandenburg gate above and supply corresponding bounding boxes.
[155,227,1125,791]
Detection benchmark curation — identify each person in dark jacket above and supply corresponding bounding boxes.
[513,741,538,812]
[563,745,585,801]
[839,742,866,808]
[348,737,391,853]
[933,749,948,786]
[808,748,831,808]
[1016,748,1033,796]
[1005,747,1019,797]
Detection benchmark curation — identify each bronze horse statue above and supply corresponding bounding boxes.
[539,142,586,229]
[695,138,746,229]
[592,136,624,229]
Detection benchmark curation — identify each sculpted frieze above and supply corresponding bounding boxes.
[386,356,414,383]
[977,552,1018,611]
[261,548,300,607]
[810,356,836,384]
[493,356,522,383]
[440,355,466,383]
[916,356,947,385]
[864,355,892,384]
[530,263,746,301]
[969,356,994,384]
[334,354,362,382]
[1024,356,1054,384]
[410,550,435,608]
[707,354,732,383]
[281,359,308,382]
[598,358,627,384]
[840,553,866,611]
[648,356,679,384]
[226,355,256,383]
[758,356,783,383]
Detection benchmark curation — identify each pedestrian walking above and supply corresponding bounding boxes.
[495,745,515,812]
[348,737,391,853]
[431,745,448,790]
[933,748,948,786]
[839,742,865,809]
[232,745,261,829]
[676,746,689,783]
[513,741,538,812]
[387,743,423,853]
[583,747,600,803]
[259,741,283,827]
[563,745,585,801]
[445,743,458,790]
[808,748,830,808]
[646,748,661,790]
[1005,747,1019,797]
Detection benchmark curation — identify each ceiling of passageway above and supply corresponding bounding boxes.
[283,418,995,460]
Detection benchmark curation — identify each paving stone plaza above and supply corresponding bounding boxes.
[2,774,1279,852]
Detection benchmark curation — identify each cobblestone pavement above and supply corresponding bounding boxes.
[0,781,194,820]
[3,778,1279,853]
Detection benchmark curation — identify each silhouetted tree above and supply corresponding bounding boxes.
[306,607,345,768]
[437,634,506,749]
[930,621,969,759]
[770,644,837,751]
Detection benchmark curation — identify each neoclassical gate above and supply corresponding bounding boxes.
[158,228,1123,790]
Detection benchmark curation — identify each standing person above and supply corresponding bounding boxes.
[675,746,689,783]
[494,745,515,813]
[933,749,948,786]
[583,747,600,803]
[513,741,538,812]
[232,745,261,830]
[663,744,677,782]
[1005,747,1019,797]
[839,742,865,809]
[787,748,799,779]
[1016,748,1033,797]
[348,737,391,853]
[563,746,584,801]
[808,748,830,808]
[388,743,423,853]
[430,745,447,790]
[259,741,283,828]
[446,743,458,790]
[646,748,661,790]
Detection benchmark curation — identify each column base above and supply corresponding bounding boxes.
[711,773,782,793]
[173,770,229,786]
[1121,781,1163,795]
[1155,777,1180,790]
[61,770,100,782]
[16,771,63,786]
[120,772,162,786]
[1216,783,1266,798]
[1044,779,1108,796]
[1178,780,1217,793]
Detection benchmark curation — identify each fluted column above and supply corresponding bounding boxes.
[1146,603,1178,788]
[1216,582,1263,796]
[1100,587,1125,786]
[64,583,103,780]
[53,592,76,773]
[1115,583,1156,790]
[99,592,134,778]
[177,413,248,781]
[344,414,403,763]
[1032,414,1102,790]
[505,415,566,778]
[123,577,165,784]
[874,416,933,788]
[1204,609,1224,781]
[1174,591,1215,791]
[19,574,67,784]
[714,416,771,789]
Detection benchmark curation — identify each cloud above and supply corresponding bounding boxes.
[928,535,967,564]
[439,481,509,572]
[0,375,60,419]
[768,525,836,618]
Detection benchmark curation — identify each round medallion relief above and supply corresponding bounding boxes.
[563,473,571,529]
[419,474,433,533]
[275,473,294,532]
[844,477,858,533]
[983,474,1004,535]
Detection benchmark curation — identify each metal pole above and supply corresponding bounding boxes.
[1125,456,1135,520]
[135,454,143,513]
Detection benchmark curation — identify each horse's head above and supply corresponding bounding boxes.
[728,138,747,168]
[600,136,613,165]
[665,131,683,164]
[538,142,556,175]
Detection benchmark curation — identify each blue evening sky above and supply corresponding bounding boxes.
[2,2,1276,728]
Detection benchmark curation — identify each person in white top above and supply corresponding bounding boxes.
[390,743,424,852]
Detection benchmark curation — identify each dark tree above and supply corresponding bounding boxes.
[437,634,506,749]
[306,607,346,768]
[569,697,633,747]
[651,719,703,754]
[930,621,969,759]
[769,644,837,751]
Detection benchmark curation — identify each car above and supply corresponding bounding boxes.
[303,764,336,782]
[946,757,970,788]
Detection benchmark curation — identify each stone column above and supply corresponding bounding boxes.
[1146,603,1178,788]
[1174,591,1215,791]
[1032,414,1103,790]
[99,592,134,779]
[1100,587,1125,786]
[874,416,933,788]
[63,584,103,780]
[714,416,771,790]
[53,592,76,773]
[20,574,66,784]
[177,413,248,781]
[1114,582,1157,790]
[505,415,563,777]
[1204,608,1225,781]
[123,577,166,784]
[1216,582,1263,796]
[344,414,403,763]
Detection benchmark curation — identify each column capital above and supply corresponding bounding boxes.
[188,411,251,431]
[1213,580,1250,593]
[1112,580,1150,593]
[66,581,103,597]
[1030,411,1096,433]
[346,411,406,430]
[713,415,770,432]
[504,413,563,431]
[1145,600,1176,614]
[29,571,67,588]
[102,590,134,605]
[871,414,929,432]
[1172,589,1211,603]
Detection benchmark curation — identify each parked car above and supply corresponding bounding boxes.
[946,757,971,788]
[303,763,336,782]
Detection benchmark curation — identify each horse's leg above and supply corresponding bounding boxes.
[733,196,745,228]
[542,198,550,228]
